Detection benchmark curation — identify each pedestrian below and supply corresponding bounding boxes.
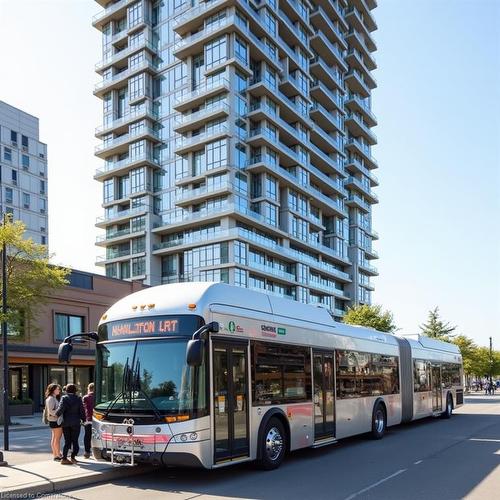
[82,383,95,459]
[56,383,85,465]
[44,383,63,461]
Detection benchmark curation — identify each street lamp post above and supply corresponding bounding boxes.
[489,336,493,387]
[0,213,9,464]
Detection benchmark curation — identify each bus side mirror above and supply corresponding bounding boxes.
[58,342,73,363]
[186,339,204,367]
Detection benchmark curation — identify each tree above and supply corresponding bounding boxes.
[0,219,69,423]
[419,307,456,340]
[343,304,397,333]
[452,335,477,378]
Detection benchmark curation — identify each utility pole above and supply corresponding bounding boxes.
[489,336,493,387]
[1,213,9,463]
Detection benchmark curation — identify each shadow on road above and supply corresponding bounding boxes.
[81,409,499,500]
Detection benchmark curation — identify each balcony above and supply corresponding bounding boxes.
[346,193,371,212]
[345,69,371,98]
[350,0,378,32]
[277,8,313,56]
[96,205,149,228]
[344,94,377,127]
[94,153,161,181]
[345,176,378,203]
[92,0,135,30]
[308,140,345,177]
[174,101,230,134]
[358,260,378,276]
[95,39,157,73]
[175,181,232,207]
[153,228,236,254]
[173,0,230,35]
[310,101,344,133]
[175,123,230,155]
[95,103,159,137]
[94,60,159,98]
[310,125,343,156]
[363,246,379,259]
[310,30,348,73]
[310,57,345,94]
[345,138,377,169]
[310,80,344,112]
[247,128,301,168]
[345,156,378,185]
[310,2,348,34]
[346,30,376,71]
[309,279,349,300]
[345,113,377,145]
[248,260,297,283]
[95,127,160,159]
[345,8,377,50]
[96,227,145,246]
[346,49,377,89]
[173,77,231,112]
[310,5,348,50]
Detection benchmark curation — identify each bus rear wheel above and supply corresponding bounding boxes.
[257,418,286,470]
[370,403,386,440]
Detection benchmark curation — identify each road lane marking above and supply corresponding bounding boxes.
[414,460,423,465]
[469,438,500,442]
[343,469,407,500]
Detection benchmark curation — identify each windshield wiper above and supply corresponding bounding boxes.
[130,359,163,422]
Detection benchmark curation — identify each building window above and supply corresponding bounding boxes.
[206,139,227,170]
[234,240,247,265]
[105,263,117,278]
[103,179,114,203]
[41,236,46,245]
[22,155,29,169]
[4,148,12,161]
[21,135,28,148]
[129,74,145,101]
[132,257,146,276]
[130,167,145,192]
[68,271,93,290]
[127,1,143,29]
[205,36,227,69]
[252,342,311,404]
[54,313,84,342]
[40,180,46,194]
[234,36,248,64]
[22,192,30,209]
[11,170,17,185]
[234,268,247,287]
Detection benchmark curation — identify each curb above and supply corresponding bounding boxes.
[0,424,48,433]
[1,463,151,496]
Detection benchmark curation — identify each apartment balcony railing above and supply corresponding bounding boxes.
[95,127,159,155]
[346,193,371,212]
[309,279,348,298]
[95,39,157,72]
[96,205,149,225]
[175,101,229,130]
[175,123,230,154]
[96,228,132,243]
[347,30,376,69]
[310,56,344,90]
[346,176,378,202]
[345,113,377,145]
[95,153,160,179]
[359,261,378,275]
[345,94,377,126]
[310,79,344,110]
[310,101,343,131]
[174,77,230,111]
[96,104,159,136]
[92,0,135,27]
[173,0,228,33]
[311,29,347,70]
[345,157,378,184]
[94,60,158,95]
[176,180,232,203]
[248,260,297,282]
[248,286,295,301]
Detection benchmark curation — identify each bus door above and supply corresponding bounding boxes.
[431,364,442,412]
[313,351,335,440]
[212,341,249,463]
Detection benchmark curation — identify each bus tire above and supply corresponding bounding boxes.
[441,394,453,419]
[257,417,286,470]
[370,402,386,440]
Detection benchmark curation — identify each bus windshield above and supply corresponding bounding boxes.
[95,339,206,416]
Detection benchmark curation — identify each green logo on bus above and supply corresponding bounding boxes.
[228,321,236,333]
[277,327,286,335]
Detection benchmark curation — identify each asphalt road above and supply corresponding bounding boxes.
[31,395,500,499]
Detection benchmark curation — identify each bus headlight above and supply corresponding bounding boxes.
[172,429,209,443]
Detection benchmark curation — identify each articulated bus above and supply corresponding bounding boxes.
[58,282,463,469]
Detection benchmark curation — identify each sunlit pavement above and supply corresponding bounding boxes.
[40,395,500,500]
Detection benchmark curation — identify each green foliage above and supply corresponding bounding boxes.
[451,335,500,378]
[8,397,33,405]
[0,219,69,336]
[419,307,456,340]
[343,304,397,333]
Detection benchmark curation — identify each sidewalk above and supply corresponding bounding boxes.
[0,457,150,496]
[0,412,47,432]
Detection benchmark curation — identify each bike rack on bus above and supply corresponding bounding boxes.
[103,420,138,467]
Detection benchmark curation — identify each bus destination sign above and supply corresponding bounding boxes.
[98,315,204,341]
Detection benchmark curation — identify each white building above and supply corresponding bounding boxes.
[0,101,48,246]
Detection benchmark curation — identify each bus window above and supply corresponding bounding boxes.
[413,360,430,392]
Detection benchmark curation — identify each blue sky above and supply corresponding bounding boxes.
[0,0,498,346]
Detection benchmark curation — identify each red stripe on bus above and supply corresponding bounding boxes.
[101,433,171,444]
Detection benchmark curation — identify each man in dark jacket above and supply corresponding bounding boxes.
[56,383,85,465]
[82,383,95,458]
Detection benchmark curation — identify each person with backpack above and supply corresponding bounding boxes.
[44,383,63,461]
[56,383,85,465]
[82,383,95,459]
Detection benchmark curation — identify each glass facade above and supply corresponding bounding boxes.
[94,0,379,319]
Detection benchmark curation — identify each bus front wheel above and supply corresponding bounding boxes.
[257,417,286,470]
[370,403,386,440]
